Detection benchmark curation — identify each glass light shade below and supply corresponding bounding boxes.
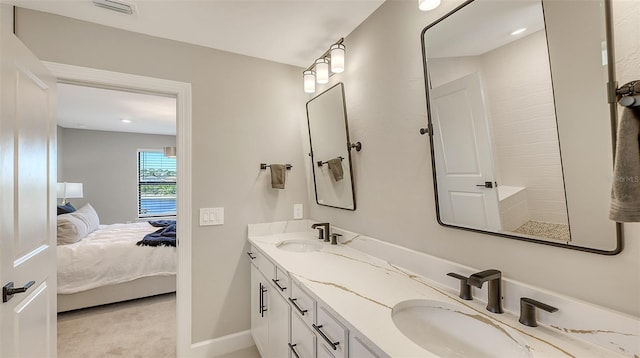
[330,44,345,73]
[315,58,329,84]
[418,0,441,11]
[303,70,316,93]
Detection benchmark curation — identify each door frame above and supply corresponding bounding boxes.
[43,61,193,357]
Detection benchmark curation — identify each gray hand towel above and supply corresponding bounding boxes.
[609,106,640,222]
[270,164,286,189]
[327,158,344,181]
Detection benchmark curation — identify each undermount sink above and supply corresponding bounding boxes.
[392,299,532,358]
[276,239,323,253]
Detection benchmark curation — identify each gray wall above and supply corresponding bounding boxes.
[58,127,176,225]
[16,9,309,343]
[307,0,640,318]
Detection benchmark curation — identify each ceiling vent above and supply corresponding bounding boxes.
[92,0,136,15]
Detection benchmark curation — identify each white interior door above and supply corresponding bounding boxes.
[1,5,57,357]
[430,72,501,231]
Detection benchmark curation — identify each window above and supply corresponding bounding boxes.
[138,150,176,218]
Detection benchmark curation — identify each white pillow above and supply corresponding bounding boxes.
[56,203,100,245]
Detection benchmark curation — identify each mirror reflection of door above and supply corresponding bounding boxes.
[424,0,571,242]
[431,73,500,231]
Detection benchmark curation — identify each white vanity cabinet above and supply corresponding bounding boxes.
[249,247,290,358]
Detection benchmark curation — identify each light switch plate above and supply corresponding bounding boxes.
[293,204,303,219]
[200,207,224,226]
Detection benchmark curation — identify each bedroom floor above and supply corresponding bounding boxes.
[57,293,176,358]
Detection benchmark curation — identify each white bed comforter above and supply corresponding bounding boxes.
[57,222,177,294]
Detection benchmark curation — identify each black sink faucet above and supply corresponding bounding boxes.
[467,269,503,314]
[311,223,330,242]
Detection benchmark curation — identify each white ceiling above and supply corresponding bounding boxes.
[424,0,544,58]
[57,83,177,135]
[9,0,385,135]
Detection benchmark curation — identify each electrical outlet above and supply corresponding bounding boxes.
[293,204,303,219]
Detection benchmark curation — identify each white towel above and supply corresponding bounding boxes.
[609,106,640,222]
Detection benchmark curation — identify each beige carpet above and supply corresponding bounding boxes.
[58,293,176,358]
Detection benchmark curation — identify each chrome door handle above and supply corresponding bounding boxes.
[3,281,35,303]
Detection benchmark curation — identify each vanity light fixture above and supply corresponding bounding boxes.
[315,58,330,84]
[330,43,345,73]
[418,0,441,11]
[511,28,527,36]
[301,38,345,93]
[303,70,316,93]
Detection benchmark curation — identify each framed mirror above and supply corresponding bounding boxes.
[421,0,622,253]
[306,83,356,210]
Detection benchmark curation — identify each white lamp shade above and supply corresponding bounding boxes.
[303,70,316,93]
[57,182,83,200]
[315,58,329,84]
[418,0,441,11]
[330,44,345,73]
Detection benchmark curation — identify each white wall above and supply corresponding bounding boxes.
[308,0,640,318]
[58,127,176,224]
[15,8,309,343]
[480,30,567,225]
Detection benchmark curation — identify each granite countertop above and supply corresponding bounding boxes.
[248,228,623,358]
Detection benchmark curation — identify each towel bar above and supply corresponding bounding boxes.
[317,156,344,167]
[260,163,292,170]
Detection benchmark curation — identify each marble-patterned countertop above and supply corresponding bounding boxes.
[248,226,627,358]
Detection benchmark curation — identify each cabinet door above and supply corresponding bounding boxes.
[251,265,269,356]
[349,335,379,358]
[268,288,290,358]
[290,312,316,358]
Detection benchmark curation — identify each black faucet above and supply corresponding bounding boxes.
[467,269,503,313]
[311,223,330,242]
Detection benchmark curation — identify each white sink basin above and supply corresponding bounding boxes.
[392,299,532,358]
[276,239,323,253]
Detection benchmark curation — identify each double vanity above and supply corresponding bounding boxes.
[247,220,638,358]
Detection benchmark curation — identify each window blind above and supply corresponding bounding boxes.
[138,151,177,217]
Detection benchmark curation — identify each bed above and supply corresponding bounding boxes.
[56,204,177,312]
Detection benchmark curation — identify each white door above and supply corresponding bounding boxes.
[1,5,57,357]
[429,72,501,231]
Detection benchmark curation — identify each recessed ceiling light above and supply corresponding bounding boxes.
[121,119,132,124]
[511,28,527,36]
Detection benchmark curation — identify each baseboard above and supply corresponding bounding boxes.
[188,330,255,357]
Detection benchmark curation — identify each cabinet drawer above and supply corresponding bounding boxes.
[248,245,275,279]
[317,343,336,358]
[289,280,315,326]
[314,305,348,358]
[290,309,316,358]
[272,266,290,298]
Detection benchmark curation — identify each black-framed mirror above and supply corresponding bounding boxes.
[421,0,622,254]
[306,83,356,210]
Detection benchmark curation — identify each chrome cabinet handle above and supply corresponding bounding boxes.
[312,324,339,350]
[247,252,256,260]
[288,343,300,358]
[272,279,286,292]
[260,283,268,317]
[2,281,35,303]
[288,297,308,316]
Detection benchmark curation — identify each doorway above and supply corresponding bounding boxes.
[45,61,193,356]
